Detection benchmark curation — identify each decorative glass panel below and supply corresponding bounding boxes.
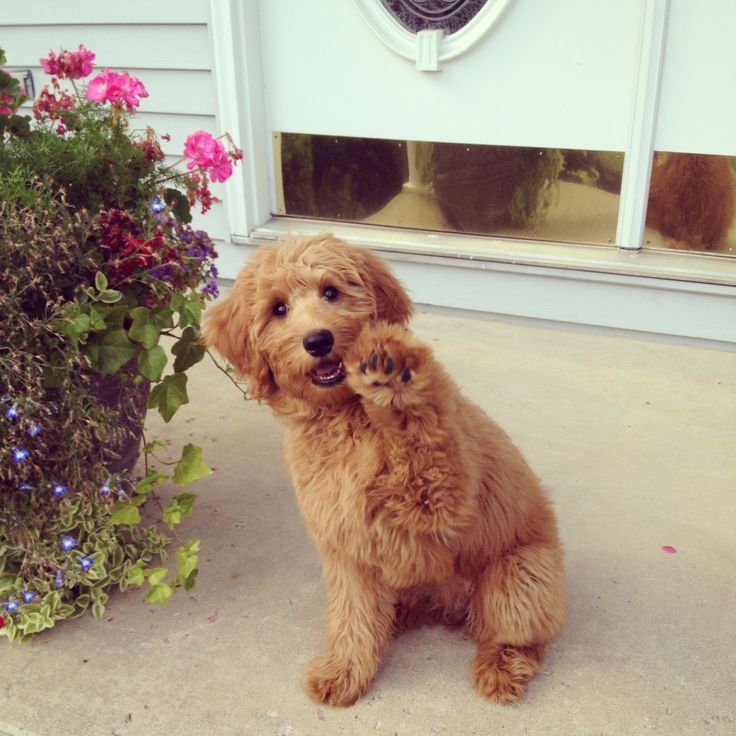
[274,133,624,247]
[379,0,488,34]
[644,152,736,256]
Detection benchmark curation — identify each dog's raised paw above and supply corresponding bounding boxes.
[346,323,434,410]
[358,344,412,387]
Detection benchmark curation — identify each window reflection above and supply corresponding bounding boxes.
[276,133,624,246]
[645,153,736,255]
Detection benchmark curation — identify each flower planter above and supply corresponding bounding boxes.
[88,369,150,478]
[432,143,523,233]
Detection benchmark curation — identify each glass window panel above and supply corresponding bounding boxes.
[379,0,489,34]
[644,152,736,256]
[275,133,623,247]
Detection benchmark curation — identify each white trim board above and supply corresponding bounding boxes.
[224,233,736,346]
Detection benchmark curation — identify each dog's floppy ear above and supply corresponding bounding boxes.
[353,247,414,325]
[202,270,276,400]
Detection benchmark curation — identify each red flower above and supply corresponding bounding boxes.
[0,616,4,629]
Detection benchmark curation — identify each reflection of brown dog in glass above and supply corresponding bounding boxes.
[204,235,566,706]
[647,153,735,251]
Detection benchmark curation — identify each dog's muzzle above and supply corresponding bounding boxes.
[303,330,346,387]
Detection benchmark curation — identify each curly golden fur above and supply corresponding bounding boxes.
[647,153,735,251]
[204,235,566,706]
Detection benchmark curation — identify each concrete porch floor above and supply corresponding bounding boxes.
[1,310,735,736]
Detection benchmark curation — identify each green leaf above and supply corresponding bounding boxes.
[88,306,107,331]
[128,306,159,349]
[20,612,53,635]
[145,583,173,606]
[97,329,139,374]
[173,444,211,485]
[92,600,106,620]
[170,292,185,313]
[138,344,167,381]
[71,313,91,336]
[150,305,175,330]
[175,540,200,582]
[90,589,109,620]
[98,289,123,304]
[163,188,192,224]
[135,468,168,495]
[172,326,205,372]
[147,372,188,422]
[145,567,168,586]
[125,565,145,588]
[129,306,151,321]
[142,440,166,454]
[163,500,182,529]
[95,271,108,292]
[163,492,197,529]
[110,502,141,526]
[6,114,31,138]
[129,321,159,349]
[179,300,203,329]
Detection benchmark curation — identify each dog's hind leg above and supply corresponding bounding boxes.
[468,544,566,703]
[305,555,396,707]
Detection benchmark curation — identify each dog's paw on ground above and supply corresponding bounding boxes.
[346,322,430,409]
[304,653,369,707]
[472,643,542,704]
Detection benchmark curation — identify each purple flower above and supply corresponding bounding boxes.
[52,482,68,497]
[79,556,94,573]
[150,265,173,282]
[54,570,64,589]
[149,196,166,213]
[27,422,42,437]
[100,481,112,495]
[4,600,19,613]
[21,590,36,604]
[5,403,19,420]
[11,447,29,463]
[60,535,77,552]
[18,482,34,491]
[202,280,219,299]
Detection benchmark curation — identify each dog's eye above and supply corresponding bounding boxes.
[323,286,339,301]
[272,302,288,317]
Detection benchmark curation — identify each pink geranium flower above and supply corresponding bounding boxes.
[183,131,233,182]
[208,147,233,183]
[183,131,220,169]
[86,69,148,110]
[40,45,95,80]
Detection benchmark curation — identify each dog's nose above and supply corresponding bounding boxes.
[303,329,334,357]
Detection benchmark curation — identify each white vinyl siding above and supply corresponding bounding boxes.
[1,0,234,248]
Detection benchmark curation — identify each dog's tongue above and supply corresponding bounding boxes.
[313,359,341,378]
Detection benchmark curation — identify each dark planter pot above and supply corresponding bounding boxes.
[432,144,524,233]
[88,370,150,478]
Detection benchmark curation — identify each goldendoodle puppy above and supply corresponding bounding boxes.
[204,234,566,706]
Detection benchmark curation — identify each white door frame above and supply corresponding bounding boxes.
[208,0,736,347]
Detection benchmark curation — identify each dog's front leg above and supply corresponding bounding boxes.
[305,555,395,707]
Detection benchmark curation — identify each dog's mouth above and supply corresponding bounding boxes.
[309,358,346,387]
